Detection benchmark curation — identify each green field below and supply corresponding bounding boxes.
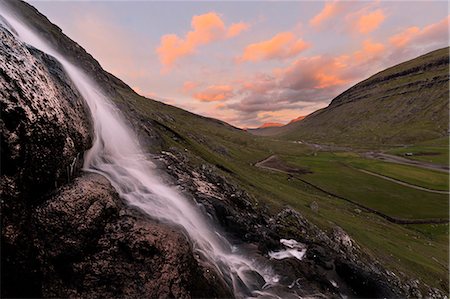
[387,137,449,165]
[349,158,449,191]
[283,152,448,220]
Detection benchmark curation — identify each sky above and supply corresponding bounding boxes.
[29,0,449,128]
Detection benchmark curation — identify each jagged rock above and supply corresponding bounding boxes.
[332,226,353,250]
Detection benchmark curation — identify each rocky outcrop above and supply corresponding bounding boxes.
[33,173,231,298]
[1,22,93,297]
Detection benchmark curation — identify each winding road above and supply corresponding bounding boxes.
[362,152,449,173]
[354,168,449,194]
[254,154,449,225]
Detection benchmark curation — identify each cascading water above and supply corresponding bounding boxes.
[0,5,289,298]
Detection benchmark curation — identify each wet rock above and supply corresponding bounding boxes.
[1,23,92,298]
[32,173,232,298]
[331,226,353,251]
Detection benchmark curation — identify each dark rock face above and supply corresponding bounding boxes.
[0,24,92,199]
[33,173,231,299]
[0,22,93,297]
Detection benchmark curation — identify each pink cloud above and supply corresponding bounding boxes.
[227,22,250,38]
[390,15,449,49]
[181,81,199,93]
[156,12,249,70]
[238,32,309,62]
[310,1,347,28]
[355,9,385,34]
[193,85,234,102]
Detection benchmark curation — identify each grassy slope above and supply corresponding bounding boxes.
[250,48,449,147]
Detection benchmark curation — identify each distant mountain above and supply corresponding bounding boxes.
[248,116,306,135]
[259,122,283,128]
[249,48,449,145]
[288,115,306,124]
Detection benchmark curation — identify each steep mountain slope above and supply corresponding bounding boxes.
[250,48,449,145]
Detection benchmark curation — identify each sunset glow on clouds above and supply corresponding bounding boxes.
[156,12,249,70]
[238,32,309,62]
[31,1,449,128]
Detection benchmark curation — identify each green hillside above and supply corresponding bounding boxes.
[251,48,449,147]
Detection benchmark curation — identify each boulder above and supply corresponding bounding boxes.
[33,173,231,298]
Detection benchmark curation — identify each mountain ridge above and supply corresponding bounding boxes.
[249,47,449,145]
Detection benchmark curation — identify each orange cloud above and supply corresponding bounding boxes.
[356,9,385,34]
[310,1,346,28]
[238,32,309,62]
[354,39,385,62]
[193,85,234,102]
[227,22,250,38]
[181,81,198,93]
[157,12,249,69]
[390,15,449,48]
[389,27,421,47]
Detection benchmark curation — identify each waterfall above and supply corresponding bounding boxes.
[0,5,285,298]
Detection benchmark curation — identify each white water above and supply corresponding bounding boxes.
[0,5,282,297]
[269,239,307,261]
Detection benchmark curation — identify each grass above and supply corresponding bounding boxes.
[387,137,449,166]
[349,158,449,191]
[283,152,449,220]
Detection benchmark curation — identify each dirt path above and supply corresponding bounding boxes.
[254,155,449,225]
[254,155,289,173]
[354,168,449,194]
[362,152,449,173]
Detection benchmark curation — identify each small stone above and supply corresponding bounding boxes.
[309,201,319,213]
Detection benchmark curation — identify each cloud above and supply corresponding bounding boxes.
[227,22,250,38]
[193,85,234,102]
[226,36,390,121]
[310,1,347,28]
[278,55,350,90]
[390,15,449,48]
[353,39,385,62]
[355,9,385,34]
[238,32,309,62]
[181,81,199,93]
[156,12,249,70]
